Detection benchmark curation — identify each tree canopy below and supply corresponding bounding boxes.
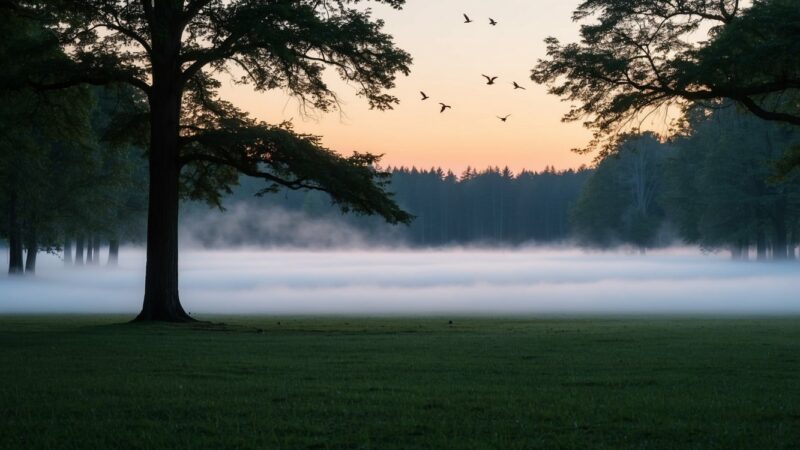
[532,0,800,159]
[3,0,414,219]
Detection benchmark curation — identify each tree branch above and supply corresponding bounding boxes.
[180,152,320,192]
[29,73,151,97]
[728,95,800,127]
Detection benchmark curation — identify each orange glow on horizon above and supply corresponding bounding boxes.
[220,0,597,174]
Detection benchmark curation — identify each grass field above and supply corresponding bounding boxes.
[1,316,798,449]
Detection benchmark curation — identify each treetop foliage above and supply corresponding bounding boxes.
[7,0,411,110]
[2,0,413,224]
[532,0,800,159]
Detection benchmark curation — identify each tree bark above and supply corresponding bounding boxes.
[773,229,788,260]
[772,200,788,260]
[92,237,101,265]
[108,239,119,267]
[64,240,73,265]
[86,235,94,264]
[24,228,37,275]
[75,236,85,266]
[756,229,767,261]
[7,191,24,275]
[136,10,193,322]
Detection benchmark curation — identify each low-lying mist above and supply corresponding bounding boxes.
[2,248,799,316]
[180,204,404,248]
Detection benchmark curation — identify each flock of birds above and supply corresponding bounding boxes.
[419,14,527,123]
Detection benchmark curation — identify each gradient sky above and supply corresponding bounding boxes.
[221,0,592,174]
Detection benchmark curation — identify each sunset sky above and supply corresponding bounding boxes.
[222,0,594,174]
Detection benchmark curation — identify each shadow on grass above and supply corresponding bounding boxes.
[80,316,266,335]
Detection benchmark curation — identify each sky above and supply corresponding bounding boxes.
[220,0,592,174]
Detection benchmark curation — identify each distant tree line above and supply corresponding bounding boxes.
[571,105,800,260]
[199,166,593,247]
[9,99,800,261]
[6,92,800,264]
[391,166,591,245]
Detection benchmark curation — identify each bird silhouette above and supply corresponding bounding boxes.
[463,14,473,23]
[498,114,511,122]
[489,18,498,26]
[482,75,498,85]
[512,81,526,90]
[420,91,430,101]
[439,103,452,113]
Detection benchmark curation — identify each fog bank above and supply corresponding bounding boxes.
[1,248,799,315]
[180,204,402,249]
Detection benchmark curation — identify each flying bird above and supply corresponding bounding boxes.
[420,91,430,101]
[463,14,473,23]
[498,114,511,122]
[482,75,498,85]
[489,18,498,26]
[439,103,452,113]
[513,81,526,90]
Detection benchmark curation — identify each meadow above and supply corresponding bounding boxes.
[1,316,798,449]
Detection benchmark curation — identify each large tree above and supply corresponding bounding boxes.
[3,0,412,321]
[532,0,800,158]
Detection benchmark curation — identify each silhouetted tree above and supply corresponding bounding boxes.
[532,0,800,159]
[5,0,412,320]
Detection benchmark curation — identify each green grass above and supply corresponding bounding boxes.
[1,316,799,449]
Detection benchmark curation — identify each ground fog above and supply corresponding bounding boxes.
[1,248,798,315]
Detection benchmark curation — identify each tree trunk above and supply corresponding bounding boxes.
[773,229,788,260]
[7,191,24,275]
[756,230,767,261]
[24,228,37,275]
[108,239,119,267]
[772,201,788,260]
[75,236,85,266]
[64,240,73,265]
[92,237,101,265]
[86,235,94,265]
[136,13,193,322]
